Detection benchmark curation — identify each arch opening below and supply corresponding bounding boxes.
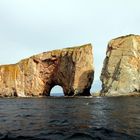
[50,85,64,97]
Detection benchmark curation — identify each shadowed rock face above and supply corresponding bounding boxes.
[0,44,94,97]
[100,35,140,96]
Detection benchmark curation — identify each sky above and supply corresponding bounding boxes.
[0,0,140,95]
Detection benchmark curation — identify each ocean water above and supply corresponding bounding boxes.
[0,96,139,140]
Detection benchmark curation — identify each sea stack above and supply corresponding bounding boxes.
[100,34,140,96]
[0,44,94,97]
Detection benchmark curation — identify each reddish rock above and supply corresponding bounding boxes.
[100,35,140,96]
[0,44,94,97]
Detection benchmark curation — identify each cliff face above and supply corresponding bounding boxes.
[0,44,94,97]
[100,35,140,96]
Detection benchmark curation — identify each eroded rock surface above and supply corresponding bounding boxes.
[0,44,94,97]
[100,34,140,96]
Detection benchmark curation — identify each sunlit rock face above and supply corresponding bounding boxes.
[100,35,140,96]
[0,44,94,97]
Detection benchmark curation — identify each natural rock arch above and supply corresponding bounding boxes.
[0,44,94,97]
[41,46,94,96]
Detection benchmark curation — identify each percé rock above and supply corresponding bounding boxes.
[0,44,94,97]
[100,34,140,96]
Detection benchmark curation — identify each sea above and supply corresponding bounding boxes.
[0,96,139,140]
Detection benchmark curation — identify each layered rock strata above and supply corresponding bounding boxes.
[0,44,94,97]
[100,34,140,96]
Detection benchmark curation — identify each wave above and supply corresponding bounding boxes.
[0,127,138,140]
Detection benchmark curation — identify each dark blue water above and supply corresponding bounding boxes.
[0,97,139,140]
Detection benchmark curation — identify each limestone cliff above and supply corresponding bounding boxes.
[100,34,140,96]
[0,44,94,97]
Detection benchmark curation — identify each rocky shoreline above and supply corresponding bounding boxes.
[92,92,140,97]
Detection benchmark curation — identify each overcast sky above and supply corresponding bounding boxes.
[0,0,140,94]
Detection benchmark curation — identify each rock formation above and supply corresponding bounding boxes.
[0,44,94,97]
[100,34,140,96]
